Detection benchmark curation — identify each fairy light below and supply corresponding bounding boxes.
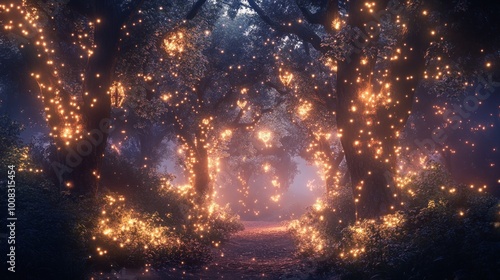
[297,101,312,120]
[258,130,272,146]
[163,31,185,56]
[279,68,293,86]
[332,18,342,30]
[110,82,126,107]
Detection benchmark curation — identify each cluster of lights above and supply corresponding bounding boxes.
[0,2,101,146]
[163,31,185,56]
[288,218,326,254]
[92,195,176,258]
[4,1,498,264]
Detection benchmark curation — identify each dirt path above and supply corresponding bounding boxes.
[102,221,326,279]
[155,221,317,279]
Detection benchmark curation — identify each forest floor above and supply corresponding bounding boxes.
[107,221,333,280]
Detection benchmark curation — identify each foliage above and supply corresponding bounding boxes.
[89,193,208,269]
[90,150,243,270]
[289,183,355,255]
[89,188,244,270]
[0,115,24,171]
[0,176,97,280]
[0,119,243,279]
[291,163,500,279]
[0,117,95,279]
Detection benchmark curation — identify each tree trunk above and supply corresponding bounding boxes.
[191,143,211,203]
[246,0,427,219]
[317,138,344,195]
[335,0,426,219]
[66,2,122,195]
[336,65,399,219]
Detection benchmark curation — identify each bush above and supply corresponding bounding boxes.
[291,163,500,279]
[89,151,243,272]
[0,118,243,279]
[0,116,93,279]
[88,190,242,271]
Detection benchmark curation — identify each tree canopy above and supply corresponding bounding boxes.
[1,0,499,218]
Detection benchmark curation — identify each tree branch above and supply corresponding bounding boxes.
[229,102,280,130]
[264,81,289,96]
[296,0,339,32]
[186,0,208,20]
[247,0,331,53]
[120,0,147,25]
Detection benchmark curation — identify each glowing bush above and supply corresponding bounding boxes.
[291,163,500,279]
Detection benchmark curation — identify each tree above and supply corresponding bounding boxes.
[110,8,285,203]
[238,0,499,219]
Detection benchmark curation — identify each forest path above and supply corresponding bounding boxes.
[157,221,319,279]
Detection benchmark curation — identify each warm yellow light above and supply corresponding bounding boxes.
[258,130,272,144]
[297,102,312,119]
[279,69,293,86]
[332,18,342,30]
[237,99,247,109]
[164,31,185,55]
[110,82,126,107]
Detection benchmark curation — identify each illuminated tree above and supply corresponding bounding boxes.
[0,1,210,195]
[110,10,285,204]
[219,105,301,218]
[237,0,500,219]
[265,44,346,195]
[0,0,150,194]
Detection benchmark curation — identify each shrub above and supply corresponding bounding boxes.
[89,151,243,271]
[291,163,500,279]
[0,118,243,279]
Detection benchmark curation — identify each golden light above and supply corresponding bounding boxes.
[325,57,337,72]
[110,82,126,107]
[161,94,170,101]
[297,101,312,119]
[358,87,392,114]
[313,199,323,211]
[271,179,280,188]
[263,163,271,173]
[163,31,185,56]
[62,127,73,139]
[237,99,248,109]
[221,129,232,139]
[258,130,272,144]
[279,69,293,86]
[332,18,342,30]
